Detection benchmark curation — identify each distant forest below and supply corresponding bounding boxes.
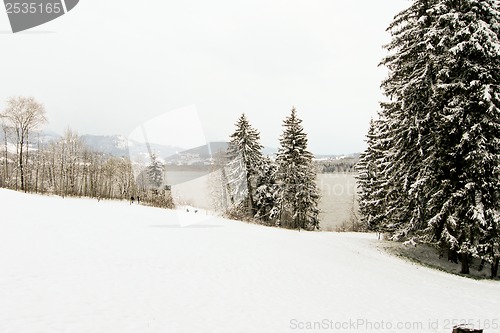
[315,156,359,173]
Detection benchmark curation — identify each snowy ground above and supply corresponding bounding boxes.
[382,240,500,281]
[0,189,499,333]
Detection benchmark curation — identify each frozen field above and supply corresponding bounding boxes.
[317,173,359,231]
[0,189,498,333]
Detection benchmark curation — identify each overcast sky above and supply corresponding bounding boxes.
[0,0,409,154]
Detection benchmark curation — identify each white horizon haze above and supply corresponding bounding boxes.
[0,0,409,155]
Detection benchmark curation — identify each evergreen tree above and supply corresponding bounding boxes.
[378,0,441,238]
[360,0,500,275]
[276,107,320,230]
[356,119,388,232]
[226,113,264,216]
[146,153,164,189]
[254,156,280,224]
[422,0,500,275]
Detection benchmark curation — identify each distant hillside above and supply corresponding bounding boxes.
[165,142,281,161]
[0,130,60,145]
[315,154,360,173]
[262,146,278,157]
[81,135,129,156]
[314,153,361,160]
[1,130,360,163]
[165,142,228,161]
[79,135,184,158]
[126,139,184,159]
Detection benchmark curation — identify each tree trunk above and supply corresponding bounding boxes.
[245,165,254,217]
[492,257,499,278]
[448,248,459,264]
[19,136,24,192]
[2,126,8,187]
[25,131,29,192]
[247,194,254,216]
[460,253,470,274]
[478,259,485,272]
[34,136,40,193]
[40,152,45,193]
[221,166,233,206]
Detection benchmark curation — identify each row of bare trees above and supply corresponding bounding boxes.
[0,96,173,208]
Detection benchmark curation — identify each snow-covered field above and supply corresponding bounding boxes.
[0,189,498,333]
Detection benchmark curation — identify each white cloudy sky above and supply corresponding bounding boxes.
[0,0,408,154]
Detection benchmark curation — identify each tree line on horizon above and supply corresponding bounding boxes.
[356,0,499,277]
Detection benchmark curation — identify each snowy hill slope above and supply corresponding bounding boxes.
[0,189,498,333]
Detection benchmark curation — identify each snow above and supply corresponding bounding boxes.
[0,142,18,154]
[0,189,499,333]
[114,135,129,150]
[0,142,38,154]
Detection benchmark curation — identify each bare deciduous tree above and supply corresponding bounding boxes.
[1,121,13,187]
[1,96,47,192]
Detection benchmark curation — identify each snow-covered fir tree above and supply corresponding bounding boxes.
[226,113,264,217]
[146,153,164,189]
[377,0,441,238]
[422,0,500,275]
[254,156,280,224]
[356,119,388,232]
[359,0,500,276]
[276,107,320,230]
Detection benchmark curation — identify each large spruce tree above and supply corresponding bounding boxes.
[423,0,500,274]
[276,107,320,230]
[356,119,388,232]
[378,0,441,238]
[358,0,500,275]
[226,113,264,217]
